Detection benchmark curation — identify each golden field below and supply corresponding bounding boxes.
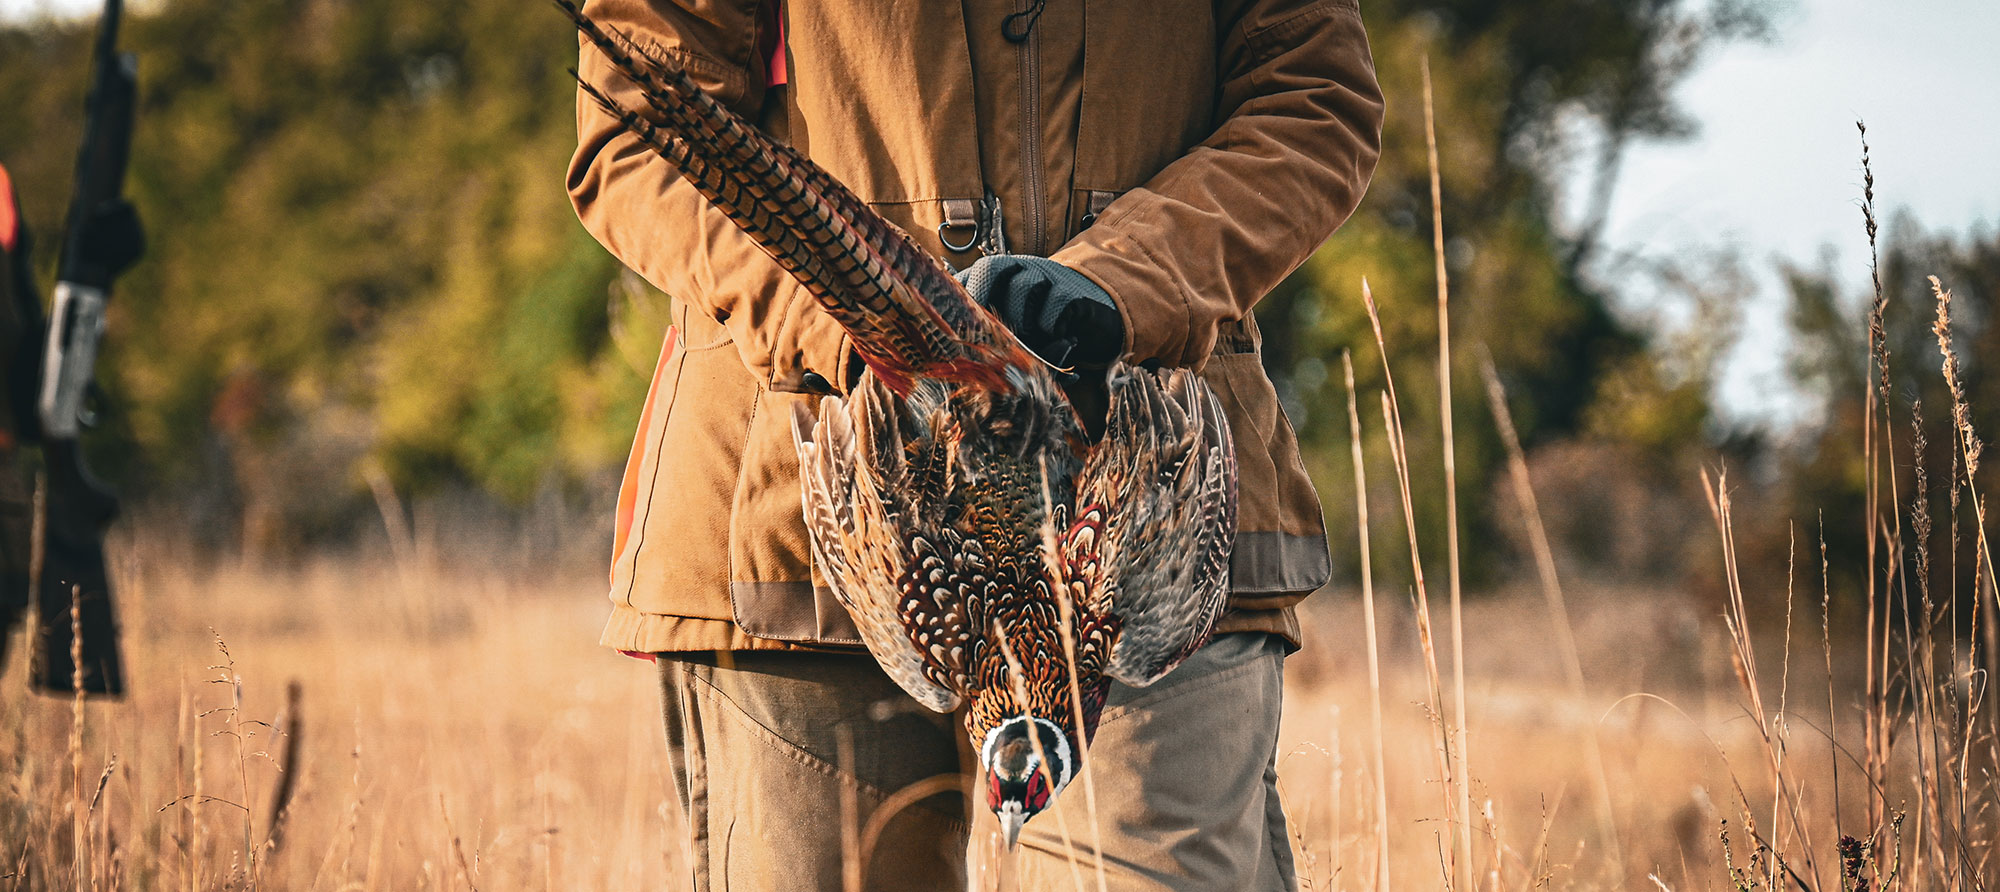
[5,541,1973,891]
[9,4,1994,889]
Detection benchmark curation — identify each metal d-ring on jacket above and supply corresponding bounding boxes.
[567,0,1386,655]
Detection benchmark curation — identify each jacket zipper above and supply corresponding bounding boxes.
[1015,0,1046,256]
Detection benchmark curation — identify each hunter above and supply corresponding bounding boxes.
[567,1,1384,889]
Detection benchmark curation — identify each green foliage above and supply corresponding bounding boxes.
[1,0,653,518]
[1268,1,1772,584]
[0,0,1770,558]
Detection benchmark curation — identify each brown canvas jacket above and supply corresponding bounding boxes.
[570,0,1385,654]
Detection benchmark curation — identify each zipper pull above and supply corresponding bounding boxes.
[1003,0,1046,42]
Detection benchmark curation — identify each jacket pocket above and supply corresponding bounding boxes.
[1073,0,1217,195]
[611,305,752,621]
[783,2,982,205]
[1201,352,1332,603]
[728,388,864,644]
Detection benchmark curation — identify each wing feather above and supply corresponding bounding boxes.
[1075,367,1238,687]
[792,393,962,712]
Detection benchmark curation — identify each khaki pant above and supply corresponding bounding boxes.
[656,633,1295,892]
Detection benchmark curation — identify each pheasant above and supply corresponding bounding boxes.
[560,2,1238,847]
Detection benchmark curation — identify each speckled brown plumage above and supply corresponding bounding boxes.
[563,0,1238,840]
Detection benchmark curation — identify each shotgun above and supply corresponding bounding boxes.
[28,0,144,696]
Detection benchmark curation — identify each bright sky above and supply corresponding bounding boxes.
[1589,0,2000,426]
[7,0,1995,427]
[0,0,99,19]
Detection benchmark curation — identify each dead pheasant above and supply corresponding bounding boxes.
[561,2,1237,846]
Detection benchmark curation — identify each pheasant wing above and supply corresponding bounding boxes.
[791,383,969,713]
[1075,368,1237,687]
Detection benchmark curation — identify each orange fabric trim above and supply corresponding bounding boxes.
[0,164,19,254]
[613,325,679,576]
[761,0,788,88]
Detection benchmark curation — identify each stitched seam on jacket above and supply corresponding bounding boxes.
[1126,233,1195,364]
[680,311,734,351]
[728,582,863,644]
[1243,1,1352,63]
[620,304,693,608]
[766,287,808,388]
[728,385,764,589]
[624,36,751,106]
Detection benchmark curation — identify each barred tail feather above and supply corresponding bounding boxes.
[560,0,1028,392]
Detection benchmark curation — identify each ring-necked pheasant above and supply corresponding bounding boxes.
[560,2,1238,847]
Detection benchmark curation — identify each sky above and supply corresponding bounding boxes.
[1582,0,2000,426]
[6,0,1997,426]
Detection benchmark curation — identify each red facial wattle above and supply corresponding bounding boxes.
[1024,769,1050,812]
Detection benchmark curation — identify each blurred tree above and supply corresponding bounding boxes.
[0,0,659,552]
[1269,0,1774,585]
[0,0,1774,565]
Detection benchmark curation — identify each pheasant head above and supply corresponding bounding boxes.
[983,716,1072,848]
[966,604,1116,846]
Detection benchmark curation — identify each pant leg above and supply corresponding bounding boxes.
[0,443,31,661]
[659,650,972,892]
[967,633,1297,892]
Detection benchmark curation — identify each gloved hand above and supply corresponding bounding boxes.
[955,255,1124,373]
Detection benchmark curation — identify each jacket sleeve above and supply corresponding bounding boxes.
[566,0,851,394]
[1049,0,1385,368]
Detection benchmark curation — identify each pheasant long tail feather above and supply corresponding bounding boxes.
[559,0,1030,392]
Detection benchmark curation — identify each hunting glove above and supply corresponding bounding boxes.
[956,255,1124,373]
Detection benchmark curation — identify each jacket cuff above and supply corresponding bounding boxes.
[1052,223,1209,369]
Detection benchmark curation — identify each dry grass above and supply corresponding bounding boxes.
[6,90,1997,892]
[9,553,1977,891]
[2,555,679,892]
[6,270,1999,890]
[1286,581,1767,890]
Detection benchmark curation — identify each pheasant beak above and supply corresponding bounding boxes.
[998,802,1027,850]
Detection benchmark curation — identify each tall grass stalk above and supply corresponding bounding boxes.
[1925,275,1997,889]
[1476,347,1623,876]
[1817,520,1842,845]
[1703,471,1819,889]
[1859,120,1892,836]
[1363,278,1460,886]
[992,621,1088,892]
[1420,54,1475,892]
[69,590,89,892]
[1039,459,1111,892]
[1343,349,1393,892]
